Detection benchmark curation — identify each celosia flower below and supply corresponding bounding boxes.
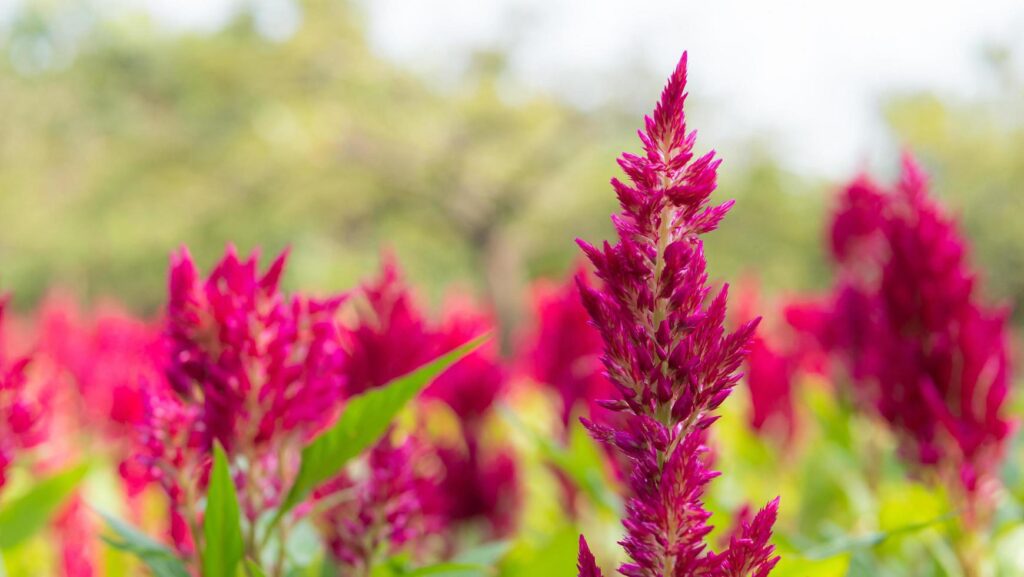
[36,298,164,496]
[816,156,1012,520]
[0,296,42,493]
[323,260,519,552]
[426,299,521,537]
[736,283,798,441]
[53,497,99,577]
[316,431,440,571]
[744,337,798,441]
[140,245,346,551]
[342,257,439,396]
[166,246,346,451]
[574,53,779,577]
[426,298,506,429]
[518,268,613,432]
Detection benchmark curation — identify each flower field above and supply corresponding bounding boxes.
[0,46,1020,577]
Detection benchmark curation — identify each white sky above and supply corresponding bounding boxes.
[8,0,1024,177]
[360,0,1024,176]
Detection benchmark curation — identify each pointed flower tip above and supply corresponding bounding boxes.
[577,535,605,577]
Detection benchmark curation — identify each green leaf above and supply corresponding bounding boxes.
[99,511,190,577]
[0,463,89,550]
[279,335,488,515]
[204,442,245,577]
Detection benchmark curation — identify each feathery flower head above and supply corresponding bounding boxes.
[822,155,1012,518]
[140,245,346,550]
[575,53,778,577]
[166,245,346,452]
[331,258,519,542]
[343,257,438,397]
[316,431,441,570]
[425,297,505,429]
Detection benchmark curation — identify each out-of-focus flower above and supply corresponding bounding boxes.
[342,257,439,397]
[427,298,520,538]
[813,155,1013,521]
[574,53,778,577]
[139,245,347,552]
[0,297,42,493]
[426,299,505,430]
[745,337,798,440]
[53,497,99,577]
[319,260,519,557]
[35,297,165,496]
[166,246,346,452]
[518,269,613,432]
[316,431,441,572]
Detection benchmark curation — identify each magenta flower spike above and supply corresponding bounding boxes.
[574,53,779,577]
[165,245,346,453]
[139,245,347,550]
[818,155,1013,522]
[315,431,440,572]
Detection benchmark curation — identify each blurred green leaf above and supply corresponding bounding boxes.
[99,510,190,577]
[0,463,89,550]
[204,442,245,577]
[279,335,488,516]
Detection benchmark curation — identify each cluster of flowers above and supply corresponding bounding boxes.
[574,53,779,577]
[0,239,618,576]
[794,158,1010,522]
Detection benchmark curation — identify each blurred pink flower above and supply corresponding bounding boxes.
[139,245,347,551]
[518,268,613,432]
[815,155,1013,520]
[316,431,441,571]
[0,297,43,493]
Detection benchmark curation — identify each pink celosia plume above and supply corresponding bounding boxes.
[574,53,779,577]
[812,155,1013,521]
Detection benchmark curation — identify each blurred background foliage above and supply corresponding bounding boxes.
[0,0,1020,336]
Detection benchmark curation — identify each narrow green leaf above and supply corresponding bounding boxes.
[204,442,245,577]
[98,511,190,577]
[279,335,488,515]
[0,463,89,550]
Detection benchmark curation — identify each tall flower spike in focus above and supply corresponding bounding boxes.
[575,53,779,577]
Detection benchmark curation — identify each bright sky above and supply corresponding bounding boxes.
[361,0,1024,176]
[10,0,1024,177]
